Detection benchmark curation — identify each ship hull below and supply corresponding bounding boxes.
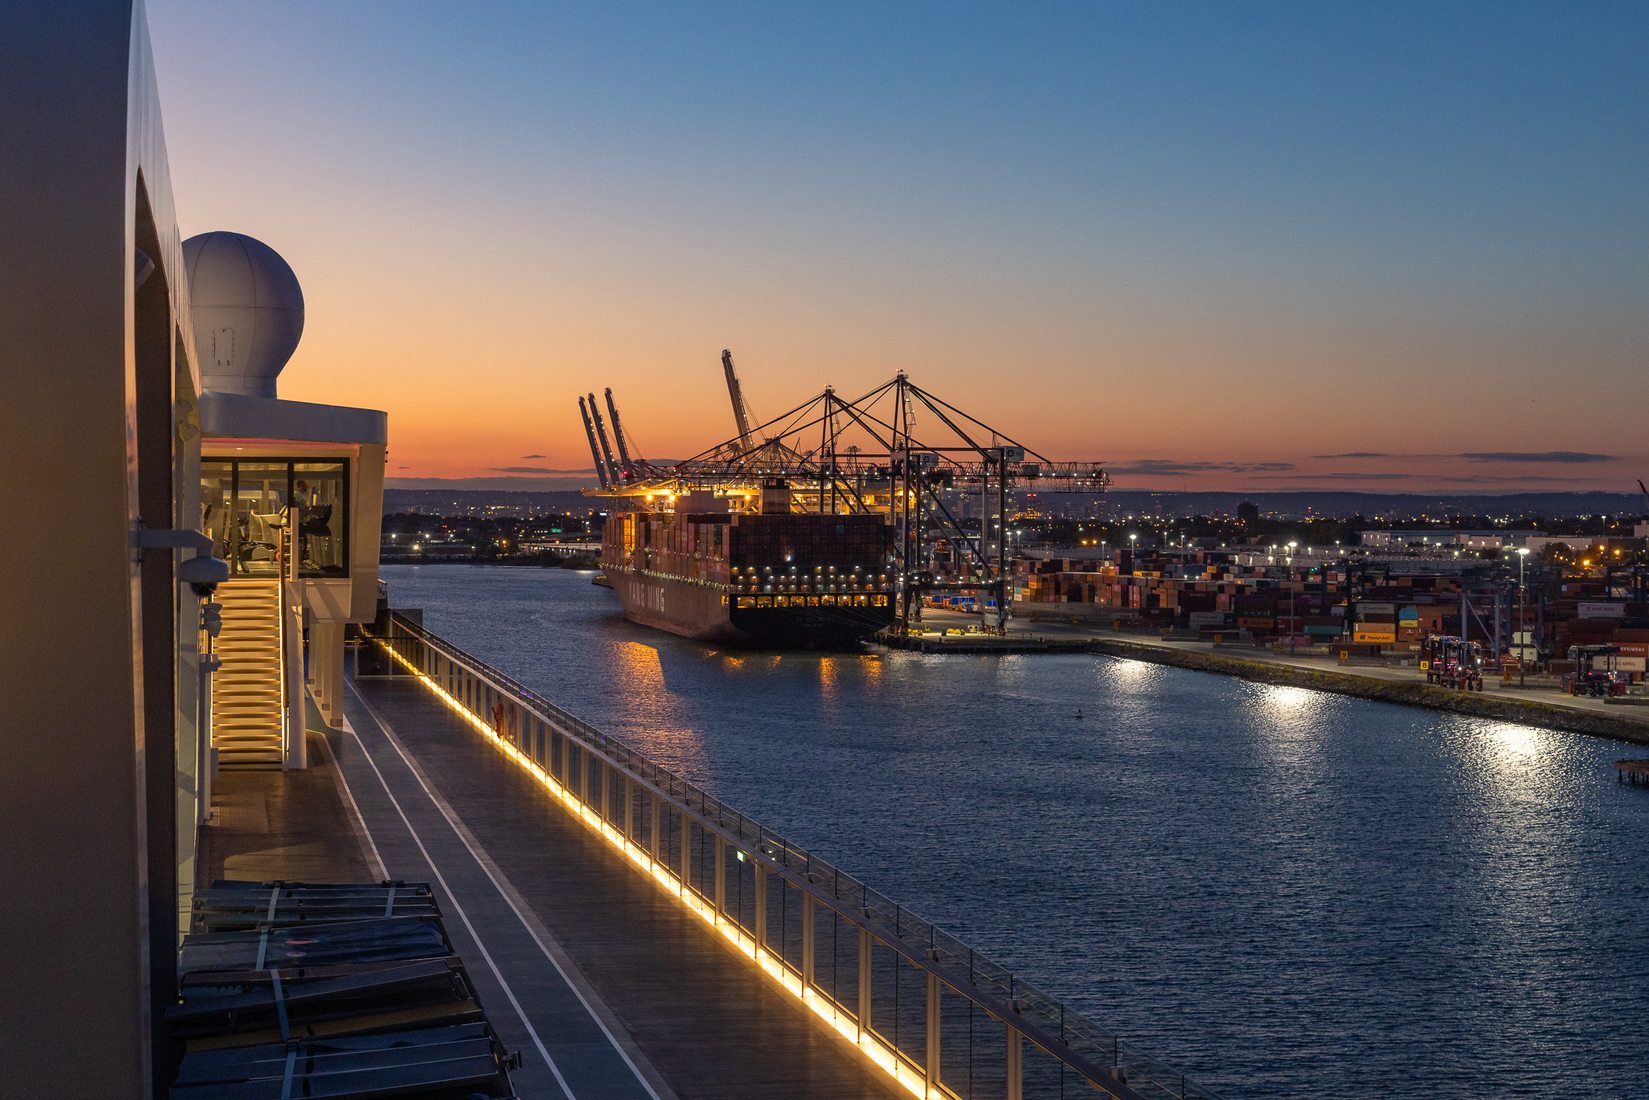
[608,570,890,648]
[601,508,896,649]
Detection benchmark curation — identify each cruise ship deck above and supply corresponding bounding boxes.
[332,659,899,1100]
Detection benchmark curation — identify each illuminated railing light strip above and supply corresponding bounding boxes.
[379,640,947,1100]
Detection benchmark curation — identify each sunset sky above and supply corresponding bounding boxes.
[148,1,1647,493]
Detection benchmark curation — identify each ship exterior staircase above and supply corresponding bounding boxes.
[210,577,286,768]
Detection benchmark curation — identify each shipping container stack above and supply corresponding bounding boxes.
[718,512,897,609]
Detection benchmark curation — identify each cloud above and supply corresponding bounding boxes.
[1109,458,1296,477]
[1309,450,1616,464]
[488,465,596,475]
[1256,471,1417,481]
[521,453,546,459]
[1441,473,1591,483]
[1457,451,1614,464]
[1257,470,1584,484]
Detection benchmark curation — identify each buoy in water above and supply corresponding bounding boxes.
[1075,707,1084,719]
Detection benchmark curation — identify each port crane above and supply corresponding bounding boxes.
[579,388,666,488]
[578,357,1108,633]
[722,349,757,450]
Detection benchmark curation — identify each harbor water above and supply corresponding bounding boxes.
[381,564,1649,1099]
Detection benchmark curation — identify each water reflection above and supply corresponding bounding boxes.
[1482,721,1545,764]
[1252,683,1320,721]
[1105,656,1164,690]
[607,639,710,777]
[818,656,838,701]
[859,652,883,686]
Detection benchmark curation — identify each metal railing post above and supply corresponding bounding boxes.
[713,835,726,918]
[624,776,635,842]
[678,815,692,893]
[1006,1025,1023,1100]
[649,792,661,862]
[801,894,815,991]
[858,927,872,1041]
[754,864,767,952]
[926,972,941,1095]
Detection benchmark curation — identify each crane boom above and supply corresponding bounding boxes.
[588,392,620,488]
[722,348,755,450]
[604,388,636,481]
[578,396,609,489]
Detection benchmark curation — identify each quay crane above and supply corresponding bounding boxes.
[587,393,621,488]
[576,354,1109,634]
[722,348,757,450]
[604,388,638,482]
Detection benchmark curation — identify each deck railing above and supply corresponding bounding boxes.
[369,610,1218,1100]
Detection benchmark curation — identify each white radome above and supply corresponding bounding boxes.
[183,231,304,397]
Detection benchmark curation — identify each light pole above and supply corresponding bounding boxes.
[1517,546,1530,687]
[1287,541,1298,653]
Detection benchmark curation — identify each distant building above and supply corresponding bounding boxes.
[1236,500,1260,524]
[1361,529,1529,551]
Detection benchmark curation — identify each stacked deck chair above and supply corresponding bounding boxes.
[169,880,521,1099]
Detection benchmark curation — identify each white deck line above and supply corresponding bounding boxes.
[337,697,579,1100]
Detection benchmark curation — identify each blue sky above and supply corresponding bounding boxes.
[147,1,1649,490]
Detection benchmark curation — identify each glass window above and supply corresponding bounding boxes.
[234,461,291,576]
[293,462,347,576]
[201,460,235,567]
[201,458,349,578]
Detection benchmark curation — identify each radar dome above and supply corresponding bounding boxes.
[183,231,304,397]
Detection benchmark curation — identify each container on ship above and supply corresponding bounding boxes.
[599,489,897,647]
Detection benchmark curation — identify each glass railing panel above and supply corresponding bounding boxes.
[376,612,1217,1099]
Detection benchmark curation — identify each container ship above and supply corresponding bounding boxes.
[599,487,897,647]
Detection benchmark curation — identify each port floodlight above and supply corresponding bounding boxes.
[182,231,304,397]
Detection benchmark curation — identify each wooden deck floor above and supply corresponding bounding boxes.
[339,664,900,1100]
[197,728,378,888]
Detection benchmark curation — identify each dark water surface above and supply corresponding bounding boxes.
[382,564,1649,1098]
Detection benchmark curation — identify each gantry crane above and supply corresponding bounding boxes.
[576,356,1108,633]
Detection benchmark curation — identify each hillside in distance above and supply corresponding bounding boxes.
[384,485,1647,520]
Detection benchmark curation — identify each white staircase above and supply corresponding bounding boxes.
[211,578,286,769]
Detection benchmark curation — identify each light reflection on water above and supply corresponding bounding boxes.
[384,565,1649,1100]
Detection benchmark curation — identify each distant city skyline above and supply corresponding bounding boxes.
[148,0,1648,493]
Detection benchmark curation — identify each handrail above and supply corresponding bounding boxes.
[280,507,305,769]
[370,610,1219,1100]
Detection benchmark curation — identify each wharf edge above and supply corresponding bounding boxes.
[1081,636,1649,747]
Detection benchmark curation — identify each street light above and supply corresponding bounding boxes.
[1517,546,1530,687]
[1287,541,1298,653]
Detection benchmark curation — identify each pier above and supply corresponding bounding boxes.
[358,610,1219,1100]
[1618,760,1649,785]
[880,630,1093,654]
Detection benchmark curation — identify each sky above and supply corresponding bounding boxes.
[146,1,1648,493]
